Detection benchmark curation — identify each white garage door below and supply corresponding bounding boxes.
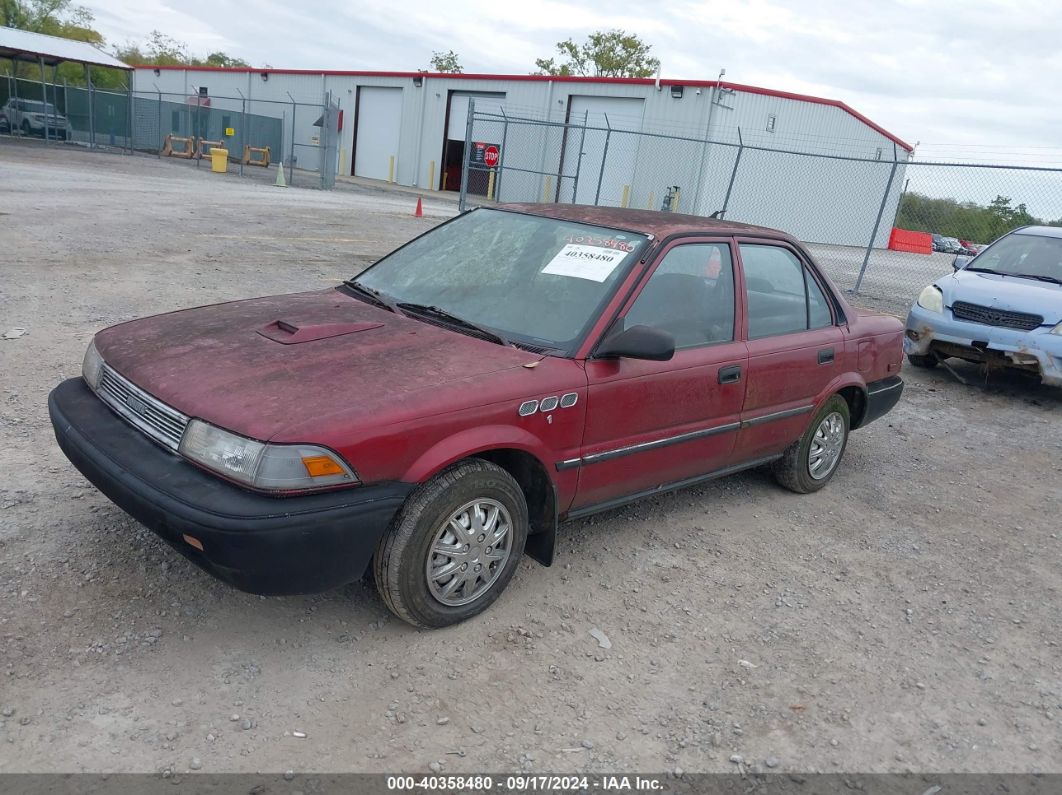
[561,96,645,205]
[447,92,506,140]
[355,87,403,180]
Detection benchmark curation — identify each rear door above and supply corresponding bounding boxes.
[734,241,843,461]
[571,239,748,511]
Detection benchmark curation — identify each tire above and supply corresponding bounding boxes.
[772,395,850,494]
[21,120,32,136]
[373,459,528,628]
[907,353,938,369]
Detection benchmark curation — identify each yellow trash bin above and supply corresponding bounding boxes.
[210,148,229,173]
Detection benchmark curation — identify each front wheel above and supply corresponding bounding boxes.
[772,396,850,494]
[372,459,528,628]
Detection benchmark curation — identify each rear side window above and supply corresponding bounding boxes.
[740,244,834,339]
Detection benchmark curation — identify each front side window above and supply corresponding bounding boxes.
[740,244,834,339]
[624,243,736,348]
[355,208,649,353]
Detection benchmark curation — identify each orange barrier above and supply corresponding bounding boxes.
[888,227,932,255]
[161,135,195,159]
[242,145,271,168]
[195,138,225,160]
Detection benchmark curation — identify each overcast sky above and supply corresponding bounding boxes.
[81,0,1061,166]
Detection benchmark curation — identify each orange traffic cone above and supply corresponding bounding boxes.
[414,197,423,218]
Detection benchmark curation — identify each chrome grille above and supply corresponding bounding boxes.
[952,301,1043,332]
[96,366,190,451]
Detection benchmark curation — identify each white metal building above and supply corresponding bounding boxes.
[135,66,911,246]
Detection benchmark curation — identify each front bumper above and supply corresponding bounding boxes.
[905,303,1062,386]
[48,378,413,595]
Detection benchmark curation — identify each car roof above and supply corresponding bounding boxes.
[496,203,798,243]
[1013,225,1062,239]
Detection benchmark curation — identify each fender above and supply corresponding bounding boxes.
[401,425,559,568]
[814,371,870,427]
[401,424,555,484]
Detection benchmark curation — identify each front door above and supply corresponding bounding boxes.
[734,241,844,461]
[571,239,748,511]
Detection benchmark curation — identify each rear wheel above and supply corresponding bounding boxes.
[907,353,938,369]
[372,459,528,628]
[772,395,850,494]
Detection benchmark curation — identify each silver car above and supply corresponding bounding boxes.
[1,98,71,140]
[905,226,1062,386]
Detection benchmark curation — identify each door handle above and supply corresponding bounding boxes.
[818,348,835,365]
[718,364,742,384]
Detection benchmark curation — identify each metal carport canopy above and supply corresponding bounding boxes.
[0,25,130,70]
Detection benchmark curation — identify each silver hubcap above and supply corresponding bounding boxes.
[426,498,513,607]
[808,411,845,480]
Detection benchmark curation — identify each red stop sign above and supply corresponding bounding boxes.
[484,145,500,168]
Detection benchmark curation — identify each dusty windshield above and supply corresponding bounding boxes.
[354,208,649,352]
[971,233,1062,281]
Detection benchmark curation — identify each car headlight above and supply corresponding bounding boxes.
[82,339,104,390]
[178,419,359,492]
[1051,322,1062,336]
[917,285,944,314]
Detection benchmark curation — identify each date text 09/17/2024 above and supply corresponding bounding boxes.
[385,775,664,791]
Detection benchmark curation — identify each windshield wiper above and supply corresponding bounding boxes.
[397,303,511,347]
[343,280,399,313]
[1012,273,1062,285]
[964,266,1005,275]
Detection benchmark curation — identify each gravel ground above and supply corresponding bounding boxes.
[1,141,1061,776]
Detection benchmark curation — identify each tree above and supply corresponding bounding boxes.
[535,30,660,78]
[896,192,1048,243]
[2,0,96,38]
[1,0,126,87]
[114,30,187,66]
[112,31,247,68]
[429,50,463,73]
[204,51,249,68]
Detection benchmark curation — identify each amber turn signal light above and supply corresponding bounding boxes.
[301,455,346,478]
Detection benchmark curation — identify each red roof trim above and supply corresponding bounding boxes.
[718,81,913,152]
[136,66,912,151]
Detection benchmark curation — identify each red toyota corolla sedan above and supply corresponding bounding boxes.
[49,205,904,627]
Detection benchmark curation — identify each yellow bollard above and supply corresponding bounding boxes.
[442,172,448,191]
[487,170,496,201]
[646,191,655,210]
[388,155,395,184]
[543,176,554,203]
[620,185,630,209]
[673,189,681,213]
[428,160,436,191]
[339,148,348,176]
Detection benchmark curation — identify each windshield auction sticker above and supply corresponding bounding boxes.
[541,244,629,282]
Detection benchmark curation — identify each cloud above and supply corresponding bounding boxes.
[79,0,1062,161]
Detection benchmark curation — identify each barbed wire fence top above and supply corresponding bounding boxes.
[460,103,1062,318]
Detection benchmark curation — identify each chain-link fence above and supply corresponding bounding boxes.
[460,103,1062,316]
[1,76,339,189]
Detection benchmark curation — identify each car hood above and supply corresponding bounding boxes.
[941,270,1062,325]
[94,288,544,441]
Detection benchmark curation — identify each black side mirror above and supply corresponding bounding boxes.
[952,255,970,271]
[595,325,675,361]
